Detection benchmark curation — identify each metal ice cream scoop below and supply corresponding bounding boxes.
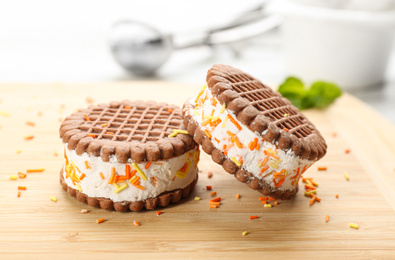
[109,9,281,75]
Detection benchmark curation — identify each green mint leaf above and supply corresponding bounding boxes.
[278,77,342,110]
[278,76,304,93]
[307,81,342,108]
[277,77,306,109]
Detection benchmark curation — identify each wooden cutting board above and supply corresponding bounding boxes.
[1,82,395,259]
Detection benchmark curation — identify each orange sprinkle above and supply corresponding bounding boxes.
[151,176,158,186]
[309,197,316,205]
[201,119,211,126]
[305,184,316,190]
[208,171,213,178]
[256,143,260,150]
[283,128,289,132]
[249,215,258,220]
[135,185,145,190]
[248,138,258,151]
[260,165,269,174]
[274,201,278,206]
[86,97,94,104]
[310,180,319,187]
[310,194,321,202]
[105,132,114,135]
[231,136,244,149]
[248,141,254,150]
[210,191,217,196]
[236,193,240,199]
[99,172,105,180]
[179,163,188,172]
[318,166,327,171]
[335,194,339,198]
[18,186,26,190]
[86,134,96,138]
[210,118,221,127]
[124,106,132,109]
[83,115,91,121]
[211,97,217,106]
[259,197,268,201]
[26,168,45,173]
[168,108,173,113]
[209,201,220,205]
[131,176,140,185]
[227,114,242,130]
[206,185,212,190]
[18,172,27,179]
[209,205,218,208]
[17,191,21,197]
[261,156,270,167]
[156,211,162,216]
[210,197,221,203]
[345,149,351,154]
[96,218,105,224]
[226,130,235,137]
[80,173,86,180]
[118,176,128,181]
[125,164,131,179]
[214,138,220,143]
[223,144,228,155]
[85,161,91,169]
[276,179,285,188]
[268,198,276,201]
[325,215,330,222]
[145,162,151,169]
[261,201,267,204]
[108,168,116,184]
[26,121,35,127]
[24,135,34,141]
[133,220,140,226]
[204,130,212,139]
[101,123,108,127]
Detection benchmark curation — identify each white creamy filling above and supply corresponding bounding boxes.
[63,144,199,202]
[188,85,312,191]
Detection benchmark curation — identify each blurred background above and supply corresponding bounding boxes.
[0,0,394,122]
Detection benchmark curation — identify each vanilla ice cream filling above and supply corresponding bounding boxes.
[188,85,312,191]
[63,144,199,202]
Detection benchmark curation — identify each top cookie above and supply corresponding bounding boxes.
[205,64,326,161]
[60,100,196,163]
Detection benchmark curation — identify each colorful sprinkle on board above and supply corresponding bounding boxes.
[349,223,359,229]
[96,218,105,224]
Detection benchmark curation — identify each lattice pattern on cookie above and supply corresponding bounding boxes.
[78,103,183,143]
[220,73,312,139]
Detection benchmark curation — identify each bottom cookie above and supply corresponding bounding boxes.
[59,168,198,212]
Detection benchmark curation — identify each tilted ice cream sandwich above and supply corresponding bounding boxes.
[183,64,326,199]
[60,100,199,211]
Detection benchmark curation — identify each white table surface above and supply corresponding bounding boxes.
[0,0,394,123]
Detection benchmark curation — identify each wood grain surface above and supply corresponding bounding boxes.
[0,82,395,259]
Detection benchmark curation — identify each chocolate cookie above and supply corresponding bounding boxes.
[60,100,200,211]
[183,64,327,199]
